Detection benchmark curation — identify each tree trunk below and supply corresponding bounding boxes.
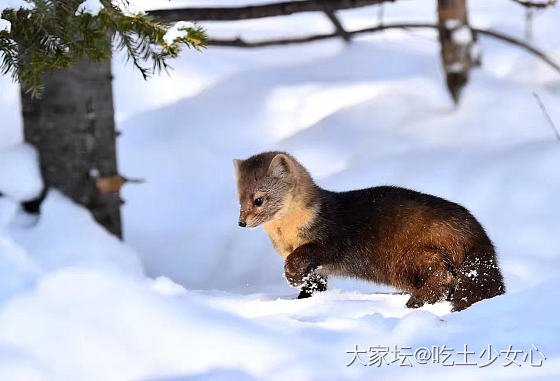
[20,57,122,238]
[437,0,480,103]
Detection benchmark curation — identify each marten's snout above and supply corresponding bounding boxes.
[238,210,247,227]
[239,208,250,227]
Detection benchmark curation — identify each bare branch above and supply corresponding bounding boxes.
[511,0,556,9]
[206,22,560,75]
[207,23,434,47]
[148,0,396,22]
[533,92,560,141]
[476,27,560,74]
[324,10,351,42]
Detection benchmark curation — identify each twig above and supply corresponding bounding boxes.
[525,8,534,42]
[378,3,385,25]
[207,22,560,75]
[95,175,146,194]
[533,92,560,141]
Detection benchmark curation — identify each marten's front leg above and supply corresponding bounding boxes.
[284,243,328,298]
[297,272,327,299]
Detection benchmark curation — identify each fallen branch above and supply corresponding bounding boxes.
[206,22,560,74]
[148,0,395,22]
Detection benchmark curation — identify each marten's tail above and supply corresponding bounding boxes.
[450,243,505,311]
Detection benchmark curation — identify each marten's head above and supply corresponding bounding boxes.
[233,152,312,228]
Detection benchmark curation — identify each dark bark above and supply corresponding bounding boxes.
[148,0,395,22]
[437,0,479,103]
[20,57,122,237]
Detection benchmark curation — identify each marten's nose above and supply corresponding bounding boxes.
[239,221,247,227]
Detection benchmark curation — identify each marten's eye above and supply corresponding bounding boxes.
[254,197,263,206]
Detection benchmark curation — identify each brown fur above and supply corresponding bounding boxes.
[233,151,505,311]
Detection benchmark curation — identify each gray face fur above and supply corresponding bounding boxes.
[233,152,295,228]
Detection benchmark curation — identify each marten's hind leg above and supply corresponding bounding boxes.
[450,244,505,311]
[403,248,456,309]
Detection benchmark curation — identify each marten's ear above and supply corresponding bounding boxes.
[268,153,292,178]
[232,159,242,182]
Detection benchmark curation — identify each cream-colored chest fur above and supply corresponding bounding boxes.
[264,207,315,259]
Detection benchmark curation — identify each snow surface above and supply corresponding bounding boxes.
[0,144,42,201]
[1,0,560,379]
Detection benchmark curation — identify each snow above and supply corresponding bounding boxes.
[0,0,560,379]
[0,19,9,33]
[77,0,103,14]
[451,25,473,45]
[164,21,197,44]
[0,1,31,10]
[0,144,42,201]
[444,19,462,30]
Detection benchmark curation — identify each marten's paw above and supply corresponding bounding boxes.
[297,289,313,299]
[284,252,315,287]
[405,294,425,309]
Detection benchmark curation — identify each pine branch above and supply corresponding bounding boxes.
[0,0,207,96]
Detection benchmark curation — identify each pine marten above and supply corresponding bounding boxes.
[233,151,505,311]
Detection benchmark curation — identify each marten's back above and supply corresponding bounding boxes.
[312,186,493,283]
